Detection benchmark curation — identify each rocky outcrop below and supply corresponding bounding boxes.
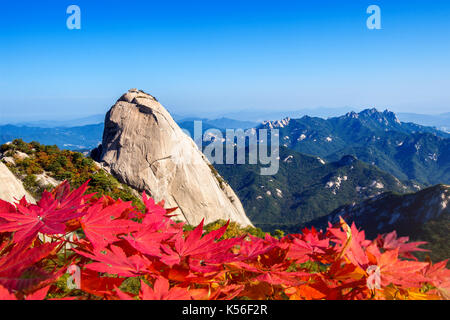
[0,162,35,203]
[97,89,253,227]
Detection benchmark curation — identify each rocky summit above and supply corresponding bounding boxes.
[95,89,253,227]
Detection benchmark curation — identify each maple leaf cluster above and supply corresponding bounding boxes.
[0,180,448,300]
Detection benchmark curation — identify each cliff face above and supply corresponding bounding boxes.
[0,162,35,204]
[97,89,253,227]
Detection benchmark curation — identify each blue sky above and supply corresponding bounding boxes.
[0,0,449,122]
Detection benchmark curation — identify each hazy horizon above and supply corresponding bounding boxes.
[2,105,450,127]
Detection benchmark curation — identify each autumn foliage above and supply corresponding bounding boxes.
[0,181,449,300]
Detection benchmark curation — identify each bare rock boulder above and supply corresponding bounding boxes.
[0,162,35,204]
[97,89,253,227]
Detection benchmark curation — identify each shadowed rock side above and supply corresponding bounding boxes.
[0,162,35,203]
[97,89,253,227]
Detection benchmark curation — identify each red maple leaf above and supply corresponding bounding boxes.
[231,246,310,286]
[287,231,330,263]
[80,199,140,249]
[160,220,239,267]
[0,284,50,300]
[140,278,191,300]
[0,242,60,291]
[0,181,91,244]
[142,193,168,216]
[236,235,276,261]
[0,284,16,300]
[377,231,428,260]
[79,269,126,298]
[24,285,50,300]
[75,245,151,277]
[0,199,16,224]
[122,227,172,258]
[327,219,371,268]
[421,260,450,299]
[366,247,429,288]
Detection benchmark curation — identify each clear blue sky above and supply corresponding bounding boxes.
[1,0,449,122]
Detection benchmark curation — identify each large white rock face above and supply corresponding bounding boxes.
[0,162,35,204]
[98,89,253,227]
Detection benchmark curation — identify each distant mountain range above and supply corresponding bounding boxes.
[178,109,450,132]
[260,109,450,185]
[4,114,106,128]
[203,107,358,123]
[4,108,448,129]
[179,117,258,130]
[397,112,450,133]
[0,123,104,151]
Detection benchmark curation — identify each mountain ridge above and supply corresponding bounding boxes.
[259,108,450,185]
